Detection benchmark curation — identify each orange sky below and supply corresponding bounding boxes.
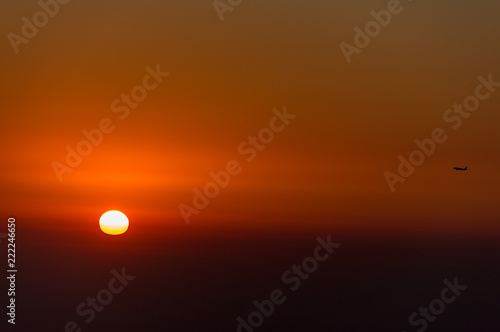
[1,0,500,235]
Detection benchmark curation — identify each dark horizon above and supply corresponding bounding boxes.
[7,220,500,331]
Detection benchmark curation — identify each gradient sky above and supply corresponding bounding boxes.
[3,2,500,332]
[1,0,500,235]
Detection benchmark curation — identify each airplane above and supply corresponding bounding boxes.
[453,166,467,171]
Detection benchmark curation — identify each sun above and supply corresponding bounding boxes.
[99,210,129,235]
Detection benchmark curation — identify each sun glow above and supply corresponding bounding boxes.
[99,210,129,235]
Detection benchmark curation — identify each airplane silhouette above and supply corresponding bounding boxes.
[453,166,467,171]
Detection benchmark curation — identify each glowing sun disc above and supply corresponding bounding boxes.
[99,211,129,235]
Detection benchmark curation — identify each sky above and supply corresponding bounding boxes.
[1,0,500,233]
[1,0,500,331]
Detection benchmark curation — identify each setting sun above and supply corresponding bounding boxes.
[99,210,129,235]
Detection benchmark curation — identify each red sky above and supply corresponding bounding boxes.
[1,0,500,235]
